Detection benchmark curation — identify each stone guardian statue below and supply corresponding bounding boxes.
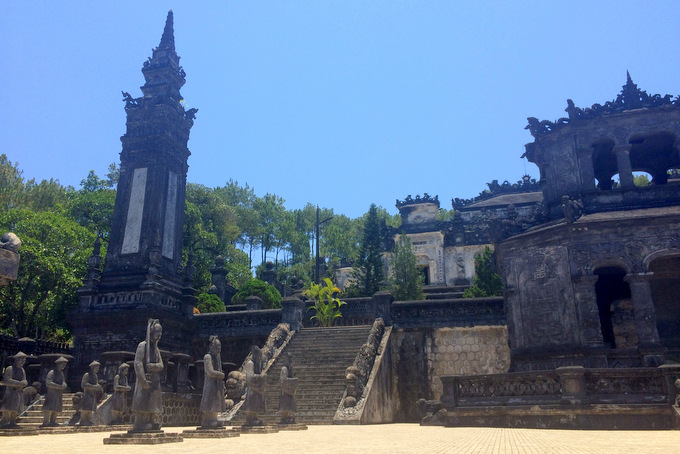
[278,353,298,425]
[79,360,103,426]
[243,345,266,426]
[41,356,69,427]
[131,319,164,431]
[199,335,226,428]
[0,351,28,428]
[111,363,132,424]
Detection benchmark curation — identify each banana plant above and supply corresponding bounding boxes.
[304,277,346,327]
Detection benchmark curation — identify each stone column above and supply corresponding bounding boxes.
[171,353,193,393]
[614,145,635,190]
[572,275,603,348]
[624,272,664,366]
[578,148,597,191]
[281,296,305,331]
[245,296,262,311]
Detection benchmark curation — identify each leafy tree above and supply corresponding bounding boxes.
[463,246,503,298]
[304,277,346,327]
[321,214,362,265]
[254,193,286,264]
[67,188,116,240]
[633,173,650,187]
[232,278,282,309]
[196,293,226,313]
[218,179,259,268]
[388,235,424,301]
[0,209,95,339]
[351,204,385,296]
[0,154,25,210]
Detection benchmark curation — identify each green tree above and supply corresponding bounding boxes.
[196,293,226,313]
[351,204,385,296]
[463,246,503,298]
[388,235,424,301]
[304,277,346,327]
[218,179,260,268]
[232,278,282,309]
[0,154,26,210]
[633,173,650,187]
[0,209,96,339]
[321,214,362,265]
[254,193,286,264]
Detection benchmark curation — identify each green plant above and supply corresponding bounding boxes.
[304,278,346,327]
[196,293,226,313]
[463,246,503,298]
[388,235,425,301]
[232,278,282,308]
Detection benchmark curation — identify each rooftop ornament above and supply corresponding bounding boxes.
[525,72,680,137]
[396,193,440,208]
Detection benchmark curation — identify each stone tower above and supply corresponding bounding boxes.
[72,11,197,371]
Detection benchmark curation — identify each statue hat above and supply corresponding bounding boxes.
[12,351,28,359]
[118,362,130,370]
[55,356,69,364]
[89,360,101,367]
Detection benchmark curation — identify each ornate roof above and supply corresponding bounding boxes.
[396,193,439,208]
[525,72,680,137]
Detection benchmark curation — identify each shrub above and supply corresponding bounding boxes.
[232,278,282,308]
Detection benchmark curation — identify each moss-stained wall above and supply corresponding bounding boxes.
[391,325,510,420]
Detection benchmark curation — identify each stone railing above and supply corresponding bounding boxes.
[442,365,680,409]
[392,297,505,329]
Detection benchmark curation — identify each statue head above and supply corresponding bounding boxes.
[55,356,68,371]
[118,362,130,376]
[147,318,162,343]
[209,335,221,356]
[89,360,100,374]
[13,351,28,367]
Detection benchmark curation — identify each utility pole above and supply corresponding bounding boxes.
[315,205,333,284]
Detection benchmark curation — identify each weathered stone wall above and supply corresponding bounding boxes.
[391,325,510,420]
[443,244,488,285]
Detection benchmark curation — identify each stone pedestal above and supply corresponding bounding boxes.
[239,425,279,434]
[181,426,240,438]
[246,296,262,311]
[104,430,183,445]
[281,297,305,331]
[276,423,308,431]
[0,428,39,436]
[171,353,193,393]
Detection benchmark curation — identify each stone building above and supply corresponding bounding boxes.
[496,74,680,371]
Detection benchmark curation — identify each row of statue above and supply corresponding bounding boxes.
[1,318,298,431]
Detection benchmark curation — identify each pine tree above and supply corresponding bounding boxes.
[463,246,503,297]
[353,204,385,296]
[389,235,424,301]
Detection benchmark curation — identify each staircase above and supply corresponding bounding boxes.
[230,325,373,425]
[18,393,76,427]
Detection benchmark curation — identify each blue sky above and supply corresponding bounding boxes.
[2,1,680,219]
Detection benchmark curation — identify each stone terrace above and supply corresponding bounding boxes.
[2,424,679,453]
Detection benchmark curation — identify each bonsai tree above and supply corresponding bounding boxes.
[304,278,346,327]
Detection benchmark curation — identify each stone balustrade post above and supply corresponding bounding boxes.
[572,275,603,349]
[245,296,263,311]
[556,366,587,405]
[372,291,394,325]
[658,364,680,405]
[281,296,305,331]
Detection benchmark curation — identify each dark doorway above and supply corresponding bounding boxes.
[594,267,631,348]
[418,266,430,285]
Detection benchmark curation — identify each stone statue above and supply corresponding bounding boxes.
[42,356,69,427]
[199,336,226,428]
[111,363,132,424]
[23,381,41,407]
[0,232,21,252]
[0,351,28,428]
[242,345,266,426]
[79,360,103,426]
[278,353,298,424]
[131,319,164,432]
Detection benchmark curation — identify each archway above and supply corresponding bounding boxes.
[649,255,680,360]
[629,132,679,185]
[592,140,617,190]
[594,267,632,348]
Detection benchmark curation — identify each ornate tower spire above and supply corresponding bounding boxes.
[100,11,197,289]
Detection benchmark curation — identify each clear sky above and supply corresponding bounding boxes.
[2,1,680,219]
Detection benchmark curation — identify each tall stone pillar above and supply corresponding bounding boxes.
[578,148,597,192]
[572,275,603,348]
[624,272,664,366]
[614,145,635,190]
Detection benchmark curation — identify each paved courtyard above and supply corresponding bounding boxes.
[2,424,679,454]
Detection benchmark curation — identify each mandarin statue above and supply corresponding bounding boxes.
[0,352,28,428]
[132,319,164,431]
[42,356,69,427]
[199,335,226,428]
[243,345,266,426]
[111,363,132,424]
[278,353,299,424]
[80,360,103,426]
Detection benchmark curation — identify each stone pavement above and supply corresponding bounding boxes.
[2,424,679,453]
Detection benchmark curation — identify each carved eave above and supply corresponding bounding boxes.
[395,194,440,209]
[524,73,680,138]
